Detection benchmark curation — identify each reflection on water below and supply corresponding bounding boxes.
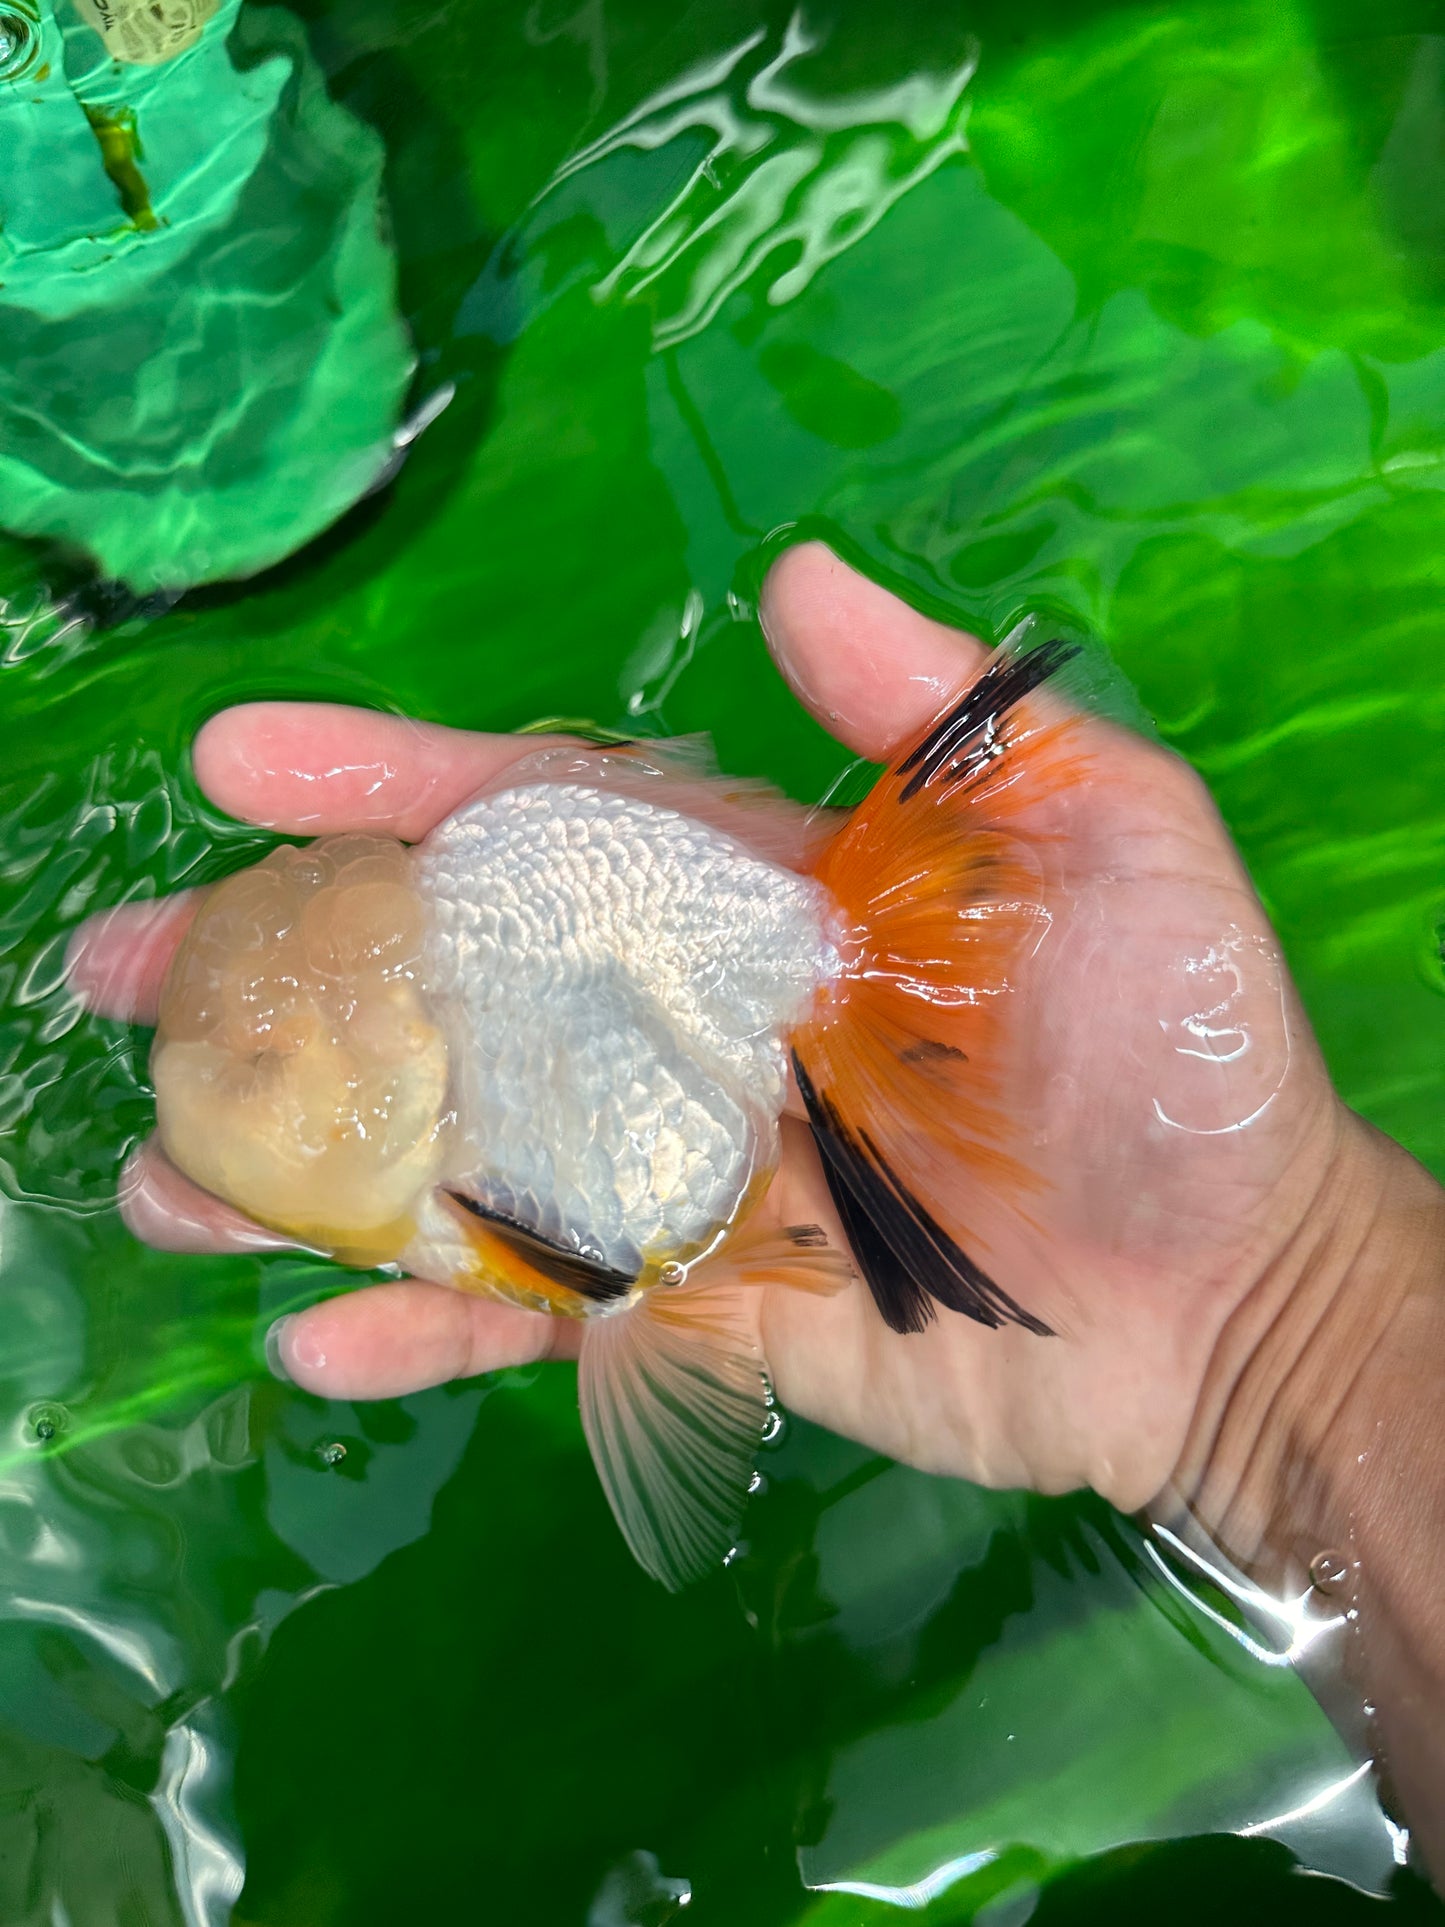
[1,0,1444,1920]
[460,12,977,351]
[575,14,976,345]
[771,1430,1396,1912]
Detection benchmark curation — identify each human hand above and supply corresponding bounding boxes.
[67,545,1357,1520]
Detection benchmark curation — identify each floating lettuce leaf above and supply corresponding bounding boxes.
[0,0,414,592]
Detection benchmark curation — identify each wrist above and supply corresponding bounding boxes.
[1151,1108,1445,1588]
[1151,1109,1445,1880]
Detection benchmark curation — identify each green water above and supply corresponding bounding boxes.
[3,0,1445,1919]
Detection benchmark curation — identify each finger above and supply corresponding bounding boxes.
[759,543,989,760]
[119,1138,297,1253]
[66,892,200,1023]
[268,1279,578,1401]
[192,704,569,841]
[118,1135,580,1394]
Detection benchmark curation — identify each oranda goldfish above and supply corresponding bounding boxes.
[151,630,1080,1587]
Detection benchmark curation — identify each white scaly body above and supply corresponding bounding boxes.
[407,771,839,1286]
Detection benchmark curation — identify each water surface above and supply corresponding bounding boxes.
[2,0,1445,1920]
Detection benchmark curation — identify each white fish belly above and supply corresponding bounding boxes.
[412,780,837,1275]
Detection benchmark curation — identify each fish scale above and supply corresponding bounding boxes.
[413,780,837,1277]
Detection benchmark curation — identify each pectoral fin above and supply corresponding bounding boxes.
[578,1282,767,1592]
[445,1190,635,1305]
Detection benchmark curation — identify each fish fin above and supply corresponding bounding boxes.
[717,1217,856,1295]
[792,1056,1051,1335]
[578,1282,766,1591]
[445,1191,635,1305]
[794,626,1088,1337]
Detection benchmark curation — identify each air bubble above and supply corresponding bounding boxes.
[0,11,33,76]
[27,1402,67,1445]
[747,1470,764,1495]
[760,1409,785,1446]
[317,1440,347,1467]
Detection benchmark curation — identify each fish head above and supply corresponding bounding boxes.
[151,835,449,1264]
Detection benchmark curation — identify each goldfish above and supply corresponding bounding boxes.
[150,629,1082,1587]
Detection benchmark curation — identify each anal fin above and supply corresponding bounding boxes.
[579,1282,767,1591]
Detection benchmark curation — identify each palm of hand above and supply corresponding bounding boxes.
[69,546,1339,1516]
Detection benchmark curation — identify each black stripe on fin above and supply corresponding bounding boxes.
[897,637,1081,804]
[783,1223,830,1249]
[445,1192,637,1303]
[791,1056,1052,1339]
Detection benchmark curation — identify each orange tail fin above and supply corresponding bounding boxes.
[793,631,1090,1336]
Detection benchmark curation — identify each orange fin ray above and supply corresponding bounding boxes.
[714,1218,856,1295]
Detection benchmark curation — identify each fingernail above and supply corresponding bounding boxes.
[267,1314,328,1387]
[265,1316,295,1383]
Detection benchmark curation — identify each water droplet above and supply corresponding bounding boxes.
[760,1409,785,1446]
[658,1260,686,1288]
[747,1470,764,1495]
[1310,1547,1350,1593]
[317,1440,347,1467]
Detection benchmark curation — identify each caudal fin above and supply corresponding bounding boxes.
[793,626,1090,1337]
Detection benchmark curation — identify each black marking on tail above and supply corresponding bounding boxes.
[783,1223,830,1249]
[446,1192,636,1303]
[901,1039,967,1067]
[897,638,1081,804]
[791,1056,1053,1339]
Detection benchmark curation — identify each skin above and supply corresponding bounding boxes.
[67,544,1445,1875]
